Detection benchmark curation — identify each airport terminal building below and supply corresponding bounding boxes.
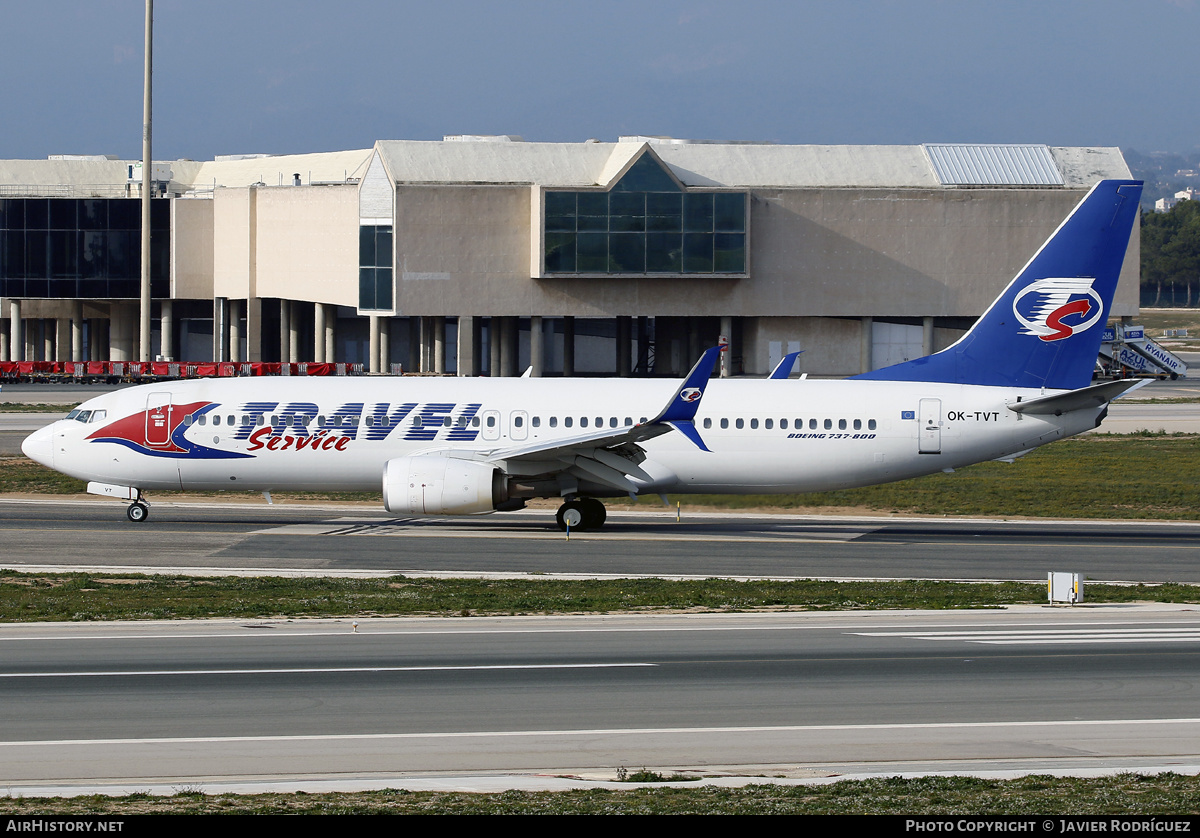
[0,138,1137,377]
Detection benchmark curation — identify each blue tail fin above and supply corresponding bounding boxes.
[853,179,1143,390]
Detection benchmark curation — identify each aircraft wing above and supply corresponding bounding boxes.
[418,346,722,493]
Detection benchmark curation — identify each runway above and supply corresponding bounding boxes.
[3,498,1200,582]
[3,607,1200,794]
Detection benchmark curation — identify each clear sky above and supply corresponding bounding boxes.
[2,0,1197,161]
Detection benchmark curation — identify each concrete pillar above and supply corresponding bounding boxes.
[860,316,873,374]
[922,315,935,357]
[418,316,430,372]
[288,303,300,363]
[9,299,21,362]
[0,311,8,363]
[407,316,420,373]
[529,316,543,377]
[55,318,70,362]
[489,317,501,377]
[245,297,262,363]
[229,299,242,363]
[110,303,135,362]
[379,317,390,372]
[369,315,381,374]
[433,316,446,374]
[44,319,55,362]
[313,302,326,363]
[562,316,574,376]
[616,315,632,377]
[324,306,335,363]
[457,315,476,377]
[213,297,228,363]
[279,300,291,365]
[719,315,733,378]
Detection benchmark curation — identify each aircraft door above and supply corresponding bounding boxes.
[481,410,501,441]
[918,398,942,454]
[145,393,173,447]
[510,410,528,441]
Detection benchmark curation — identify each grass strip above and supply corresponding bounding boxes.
[2,573,1198,622]
[3,773,1200,814]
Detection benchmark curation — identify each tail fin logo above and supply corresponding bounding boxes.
[680,387,703,403]
[1013,277,1103,342]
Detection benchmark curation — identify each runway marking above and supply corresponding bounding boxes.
[5,717,1200,748]
[0,662,655,679]
[250,516,872,543]
[855,627,1200,645]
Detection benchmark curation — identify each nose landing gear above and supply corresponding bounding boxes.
[126,493,149,523]
[556,497,607,531]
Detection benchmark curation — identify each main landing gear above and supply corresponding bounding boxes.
[555,497,607,531]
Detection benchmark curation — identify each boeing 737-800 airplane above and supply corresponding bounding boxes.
[22,180,1144,530]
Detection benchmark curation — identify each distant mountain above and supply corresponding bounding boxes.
[1123,149,1200,210]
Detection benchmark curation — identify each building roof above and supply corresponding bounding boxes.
[0,140,1132,195]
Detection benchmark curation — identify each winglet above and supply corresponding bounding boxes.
[768,350,804,380]
[645,346,721,451]
[652,346,722,424]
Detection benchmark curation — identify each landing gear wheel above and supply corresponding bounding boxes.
[127,502,149,523]
[580,498,607,529]
[556,500,585,531]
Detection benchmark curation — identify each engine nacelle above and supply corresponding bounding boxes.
[383,455,505,515]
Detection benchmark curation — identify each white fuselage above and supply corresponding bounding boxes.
[27,375,1098,499]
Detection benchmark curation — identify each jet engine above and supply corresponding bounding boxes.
[383,455,508,515]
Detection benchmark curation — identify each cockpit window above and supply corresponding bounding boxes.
[90,410,106,423]
[66,409,80,420]
[75,410,92,423]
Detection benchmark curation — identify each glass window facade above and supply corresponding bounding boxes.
[0,198,169,298]
[359,224,393,311]
[544,154,747,276]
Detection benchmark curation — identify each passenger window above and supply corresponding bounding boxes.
[838,419,847,430]
[824,419,832,430]
[532,417,541,428]
[609,417,617,428]
[550,417,558,428]
[809,419,817,430]
[703,418,712,429]
[365,415,374,427]
[868,419,877,430]
[514,416,524,428]
[780,419,788,430]
[212,415,221,426]
[413,417,423,428]
[765,419,773,429]
[227,415,234,426]
[624,417,633,426]
[853,419,861,430]
[198,415,206,426]
[565,417,573,428]
[720,418,729,429]
[472,416,481,427]
[486,415,496,428]
[257,415,265,426]
[595,417,603,427]
[581,417,589,428]
[735,418,744,429]
[750,418,759,429]
[183,414,193,426]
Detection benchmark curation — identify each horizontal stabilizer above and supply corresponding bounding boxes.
[1007,378,1147,416]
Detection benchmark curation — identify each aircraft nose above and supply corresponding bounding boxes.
[21,425,54,469]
